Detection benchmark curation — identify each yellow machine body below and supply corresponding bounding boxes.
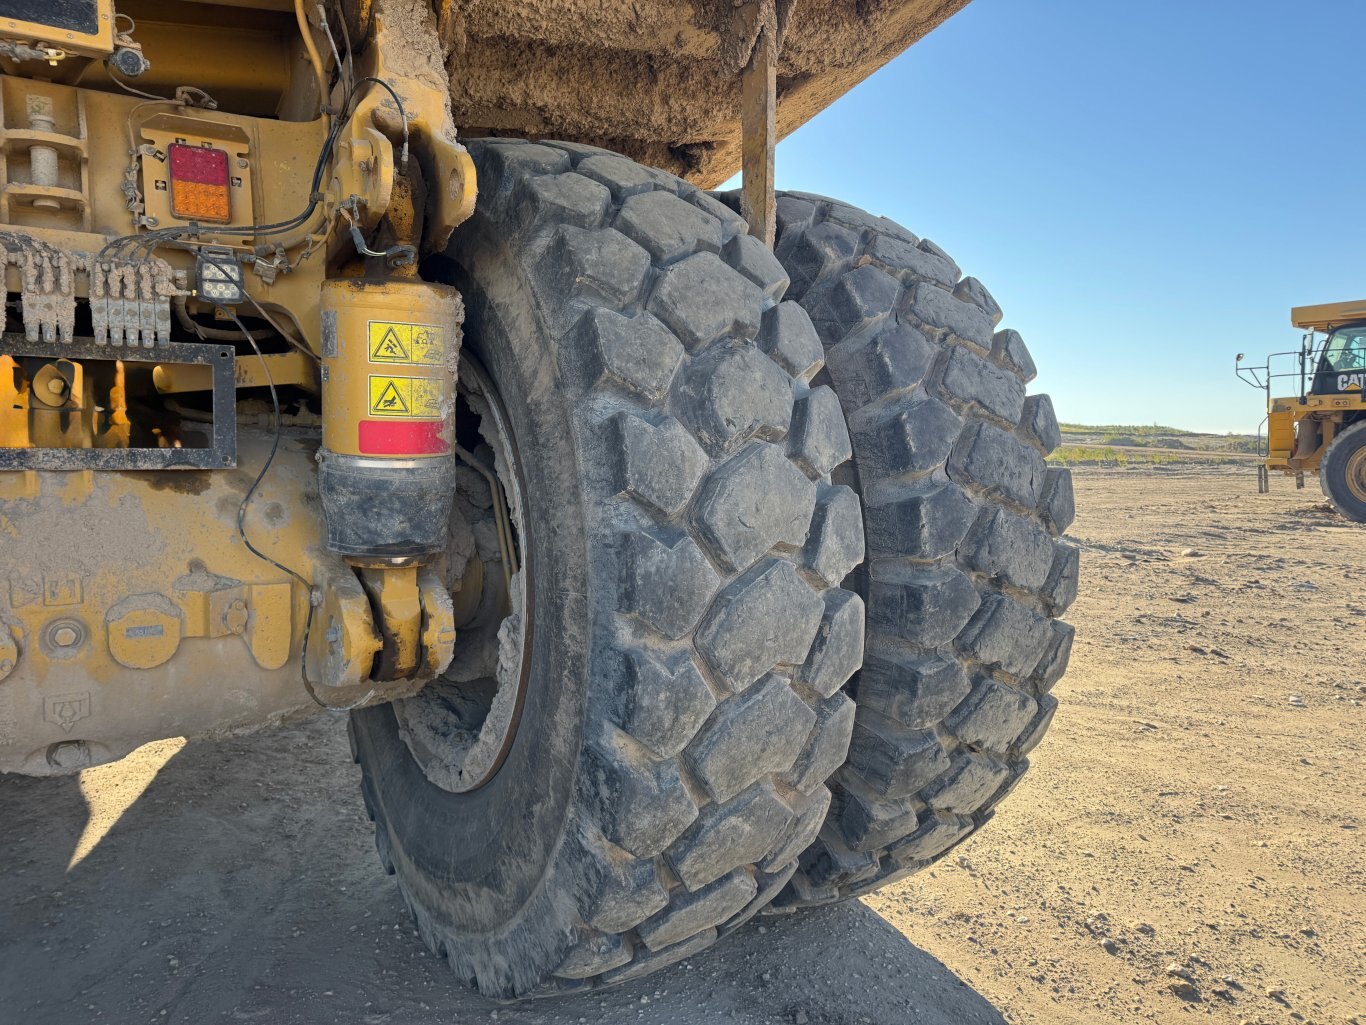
[0,432,384,775]
[1266,392,1365,474]
[321,279,460,459]
[1256,301,1366,478]
[0,0,474,775]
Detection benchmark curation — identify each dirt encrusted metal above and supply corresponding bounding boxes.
[383,0,968,187]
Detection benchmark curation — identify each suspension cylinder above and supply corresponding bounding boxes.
[318,278,462,563]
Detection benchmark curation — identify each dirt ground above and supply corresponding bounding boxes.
[1,467,1363,1025]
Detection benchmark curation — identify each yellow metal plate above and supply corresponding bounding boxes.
[0,0,115,58]
[367,375,442,418]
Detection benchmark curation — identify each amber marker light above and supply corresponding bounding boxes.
[167,143,232,223]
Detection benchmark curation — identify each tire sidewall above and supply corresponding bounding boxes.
[1322,422,1366,522]
[351,209,589,947]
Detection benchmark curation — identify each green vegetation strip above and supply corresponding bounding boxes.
[1047,445,1244,466]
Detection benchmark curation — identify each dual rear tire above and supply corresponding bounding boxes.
[349,143,1075,997]
[758,192,1077,907]
[350,140,863,998]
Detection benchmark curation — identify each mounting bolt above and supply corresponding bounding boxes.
[222,599,249,635]
[52,625,78,647]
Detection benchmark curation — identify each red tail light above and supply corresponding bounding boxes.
[167,143,231,223]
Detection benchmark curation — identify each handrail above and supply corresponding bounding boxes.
[1237,337,1366,400]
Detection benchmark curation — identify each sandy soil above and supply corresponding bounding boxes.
[1,467,1363,1025]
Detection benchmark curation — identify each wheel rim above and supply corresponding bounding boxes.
[391,354,532,793]
[1344,446,1366,504]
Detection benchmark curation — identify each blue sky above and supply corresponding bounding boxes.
[750,0,1365,433]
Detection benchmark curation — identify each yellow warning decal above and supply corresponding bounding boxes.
[368,375,444,418]
[368,321,445,365]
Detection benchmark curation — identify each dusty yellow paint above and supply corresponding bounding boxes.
[1291,299,1366,332]
[0,0,115,60]
[0,434,379,776]
[1266,392,1366,474]
[151,352,317,394]
[360,566,423,679]
[321,279,460,454]
[0,0,473,773]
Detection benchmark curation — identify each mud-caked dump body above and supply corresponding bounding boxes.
[433,0,968,185]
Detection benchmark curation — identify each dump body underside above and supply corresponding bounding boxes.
[441,0,968,186]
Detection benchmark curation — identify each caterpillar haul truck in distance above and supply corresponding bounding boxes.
[0,0,1077,998]
[1240,299,1366,521]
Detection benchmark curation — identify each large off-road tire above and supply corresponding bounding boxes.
[348,143,864,998]
[729,190,1077,908]
[1320,420,1366,522]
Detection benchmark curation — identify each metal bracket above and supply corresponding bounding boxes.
[740,23,777,249]
[0,335,236,470]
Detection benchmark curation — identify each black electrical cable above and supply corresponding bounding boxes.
[224,308,374,712]
[174,247,320,362]
[225,307,312,592]
[103,73,406,264]
[352,76,408,172]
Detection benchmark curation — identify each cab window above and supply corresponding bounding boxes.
[1324,327,1366,371]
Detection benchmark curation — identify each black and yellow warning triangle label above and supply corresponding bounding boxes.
[368,320,445,365]
[370,378,411,415]
[368,374,444,418]
[370,325,411,362]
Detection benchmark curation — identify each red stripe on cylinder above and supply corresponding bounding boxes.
[357,419,449,455]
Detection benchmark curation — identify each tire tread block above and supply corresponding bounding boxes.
[588,729,699,858]
[784,694,856,795]
[957,593,1056,681]
[619,531,720,639]
[801,484,865,588]
[692,443,815,572]
[794,589,865,699]
[610,411,707,517]
[637,869,757,952]
[948,677,1039,754]
[684,675,817,804]
[856,650,972,731]
[696,559,825,693]
[844,717,950,800]
[579,308,684,401]
[665,783,795,891]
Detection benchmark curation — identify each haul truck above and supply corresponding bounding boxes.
[0,0,1076,997]
[1240,299,1366,521]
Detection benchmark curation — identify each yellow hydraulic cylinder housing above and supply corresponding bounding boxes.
[318,279,462,564]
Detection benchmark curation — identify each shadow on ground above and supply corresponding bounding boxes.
[0,716,1005,1025]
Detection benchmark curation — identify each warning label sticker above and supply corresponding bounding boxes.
[368,321,445,365]
[368,375,444,418]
